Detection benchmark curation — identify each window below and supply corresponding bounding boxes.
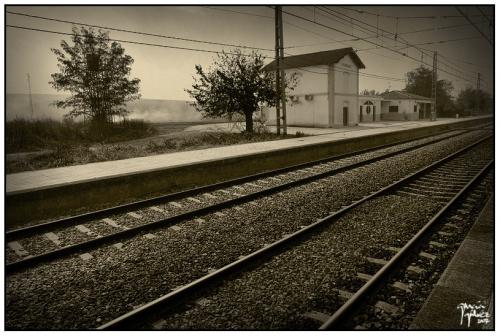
[389,106,399,112]
[414,105,417,112]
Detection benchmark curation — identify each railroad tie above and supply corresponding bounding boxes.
[437,231,454,237]
[366,257,388,266]
[391,281,411,293]
[127,212,142,219]
[75,224,101,238]
[187,197,202,204]
[79,253,93,261]
[195,298,211,306]
[245,182,259,188]
[170,225,182,231]
[357,273,373,282]
[418,251,437,261]
[44,232,61,246]
[102,218,127,229]
[375,301,400,315]
[113,243,124,250]
[218,190,231,195]
[194,218,205,224]
[214,211,225,217]
[385,246,401,254]
[149,206,166,214]
[232,193,244,197]
[143,233,156,239]
[152,319,167,330]
[444,223,460,229]
[203,193,217,199]
[429,241,447,248]
[169,201,183,208]
[302,311,331,324]
[7,241,30,258]
[337,289,354,300]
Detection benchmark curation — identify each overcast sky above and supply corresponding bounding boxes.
[6,5,494,100]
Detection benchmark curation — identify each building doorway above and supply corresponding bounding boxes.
[373,106,376,121]
[343,107,348,126]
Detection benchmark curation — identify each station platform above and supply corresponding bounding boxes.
[6,116,491,224]
[411,196,494,330]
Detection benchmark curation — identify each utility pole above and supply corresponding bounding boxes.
[26,73,34,119]
[431,51,437,121]
[278,6,287,135]
[476,72,481,115]
[274,6,281,135]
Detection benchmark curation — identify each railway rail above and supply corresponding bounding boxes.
[6,127,489,272]
[96,133,493,330]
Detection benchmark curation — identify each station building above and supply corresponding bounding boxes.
[262,48,434,127]
[262,47,365,128]
[378,90,434,121]
[359,91,434,123]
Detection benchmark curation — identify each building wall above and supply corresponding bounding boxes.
[380,99,420,121]
[331,55,359,127]
[263,65,329,127]
[358,96,382,123]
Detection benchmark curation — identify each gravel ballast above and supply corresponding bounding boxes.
[5,131,491,329]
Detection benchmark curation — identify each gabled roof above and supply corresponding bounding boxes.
[262,47,366,71]
[380,90,433,101]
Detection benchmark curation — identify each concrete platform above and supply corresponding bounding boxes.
[5,116,491,224]
[411,196,494,330]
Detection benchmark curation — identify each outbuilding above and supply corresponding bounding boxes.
[379,90,433,121]
[262,47,365,128]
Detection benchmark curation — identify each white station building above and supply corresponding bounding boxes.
[262,48,434,128]
[262,47,365,128]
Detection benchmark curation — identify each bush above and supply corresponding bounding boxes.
[6,118,157,153]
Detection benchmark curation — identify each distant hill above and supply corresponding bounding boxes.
[6,94,216,122]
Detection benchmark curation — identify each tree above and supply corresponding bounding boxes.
[404,66,455,117]
[360,89,380,96]
[50,26,140,132]
[456,88,492,116]
[186,49,298,133]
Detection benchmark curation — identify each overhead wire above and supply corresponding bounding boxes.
[280,7,477,85]
[6,10,275,52]
[317,6,479,85]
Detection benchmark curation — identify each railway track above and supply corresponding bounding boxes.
[5,127,488,272]
[95,134,493,330]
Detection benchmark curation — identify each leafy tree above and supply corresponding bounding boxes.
[360,89,380,96]
[186,49,298,133]
[456,88,492,116]
[404,66,455,117]
[50,26,140,133]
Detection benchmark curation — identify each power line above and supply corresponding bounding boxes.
[317,6,478,84]
[454,6,493,46]
[7,23,407,84]
[6,10,274,52]
[7,24,268,57]
[280,7,476,85]
[338,5,492,20]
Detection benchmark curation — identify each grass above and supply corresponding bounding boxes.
[6,118,157,154]
[6,120,306,174]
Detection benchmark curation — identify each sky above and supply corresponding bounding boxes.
[5,5,494,100]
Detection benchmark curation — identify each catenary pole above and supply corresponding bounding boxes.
[431,51,437,121]
[274,6,281,135]
[278,6,287,135]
